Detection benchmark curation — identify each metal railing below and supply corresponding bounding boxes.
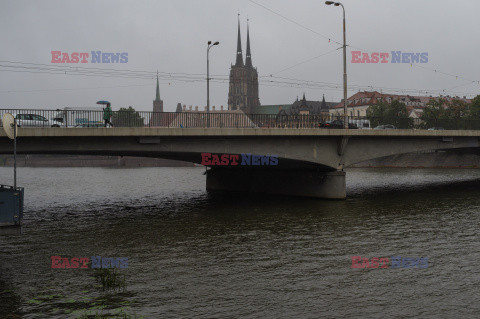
[1,108,480,130]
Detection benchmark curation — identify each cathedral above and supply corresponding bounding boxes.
[227,19,260,113]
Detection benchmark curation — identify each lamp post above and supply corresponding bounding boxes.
[207,41,219,128]
[325,1,348,129]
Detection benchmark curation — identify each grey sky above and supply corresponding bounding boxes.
[0,0,479,112]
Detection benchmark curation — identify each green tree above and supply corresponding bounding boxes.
[111,106,144,127]
[421,98,449,128]
[366,100,412,128]
[468,95,480,119]
[366,100,388,128]
[445,99,467,119]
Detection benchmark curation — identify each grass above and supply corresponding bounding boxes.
[76,308,142,318]
[93,268,126,292]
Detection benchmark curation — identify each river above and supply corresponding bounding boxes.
[1,167,479,318]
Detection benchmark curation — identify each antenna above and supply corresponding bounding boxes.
[2,113,18,188]
[3,113,16,140]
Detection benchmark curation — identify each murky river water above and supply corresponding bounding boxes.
[1,167,480,318]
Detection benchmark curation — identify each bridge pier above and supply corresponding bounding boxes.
[206,168,346,199]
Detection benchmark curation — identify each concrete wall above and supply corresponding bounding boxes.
[351,151,480,168]
[1,127,480,171]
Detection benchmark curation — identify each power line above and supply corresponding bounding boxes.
[0,60,478,98]
[0,83,153,94]
[248,0,342,46]
[248,0,480,89]
[269,48,339,75]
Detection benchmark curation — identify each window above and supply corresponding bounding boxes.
[17,114,32,120]
[33,115,47,121]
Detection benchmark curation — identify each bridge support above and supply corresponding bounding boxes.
[206,168,346,199]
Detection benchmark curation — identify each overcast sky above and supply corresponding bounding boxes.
[0,0,479,112]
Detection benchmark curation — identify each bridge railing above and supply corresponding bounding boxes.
[1,108,480,130]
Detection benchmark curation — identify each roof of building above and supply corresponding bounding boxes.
[154,74,161,102]
[291,96,336,112]
[251,95,338,116]
[251,104,291,115]
[332,91,473,109]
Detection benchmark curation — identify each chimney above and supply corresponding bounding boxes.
[464,96,466,99]
[195,106,198,111]
[221,105,224,111]
[212,106,215,111]
[189,105,192,111]
[183,104,186,111]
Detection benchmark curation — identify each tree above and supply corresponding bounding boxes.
[112,106,145,127]
[468,95,480,119]
[420,98,470,129]
[421,98,448,128]
[445,99,467,120]
[366,100,388,128]
[366,100,412,128]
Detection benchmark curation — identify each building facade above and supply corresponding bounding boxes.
[329,91,472,118]
[227,19,260,113]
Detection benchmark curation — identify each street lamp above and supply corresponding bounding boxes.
[207,41,219,128]
[325,1,348,129]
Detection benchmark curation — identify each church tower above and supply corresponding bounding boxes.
[153,73,163,113]
[227,18,260,113]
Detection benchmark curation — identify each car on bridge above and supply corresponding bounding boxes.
[374,124,396,130]
[13,113,62,127]
[319,120,357,129]
[52,107,105,128]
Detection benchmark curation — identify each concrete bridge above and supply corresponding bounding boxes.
[1,127,480,199]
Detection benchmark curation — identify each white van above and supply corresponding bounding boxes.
[52,107,104,127]
[349,118,371,129]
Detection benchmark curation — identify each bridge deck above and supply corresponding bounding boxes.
[2,127,480,138]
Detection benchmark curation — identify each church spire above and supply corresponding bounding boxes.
[235,14,244,67]
[245,20,252,68]
[321,94,327,110]
[155,71,160,101]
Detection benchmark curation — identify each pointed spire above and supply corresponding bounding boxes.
[301,93,307,107]
[155,71,160,101]
[235,14,244,67]
[245,19,252,68]
[321,94,327,110]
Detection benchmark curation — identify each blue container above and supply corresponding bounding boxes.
[0,185,24,226]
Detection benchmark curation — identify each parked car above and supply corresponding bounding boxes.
[13,113,62,127]
[374,124,396,130]
[319,120,357,129]
[427,127,445,130]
